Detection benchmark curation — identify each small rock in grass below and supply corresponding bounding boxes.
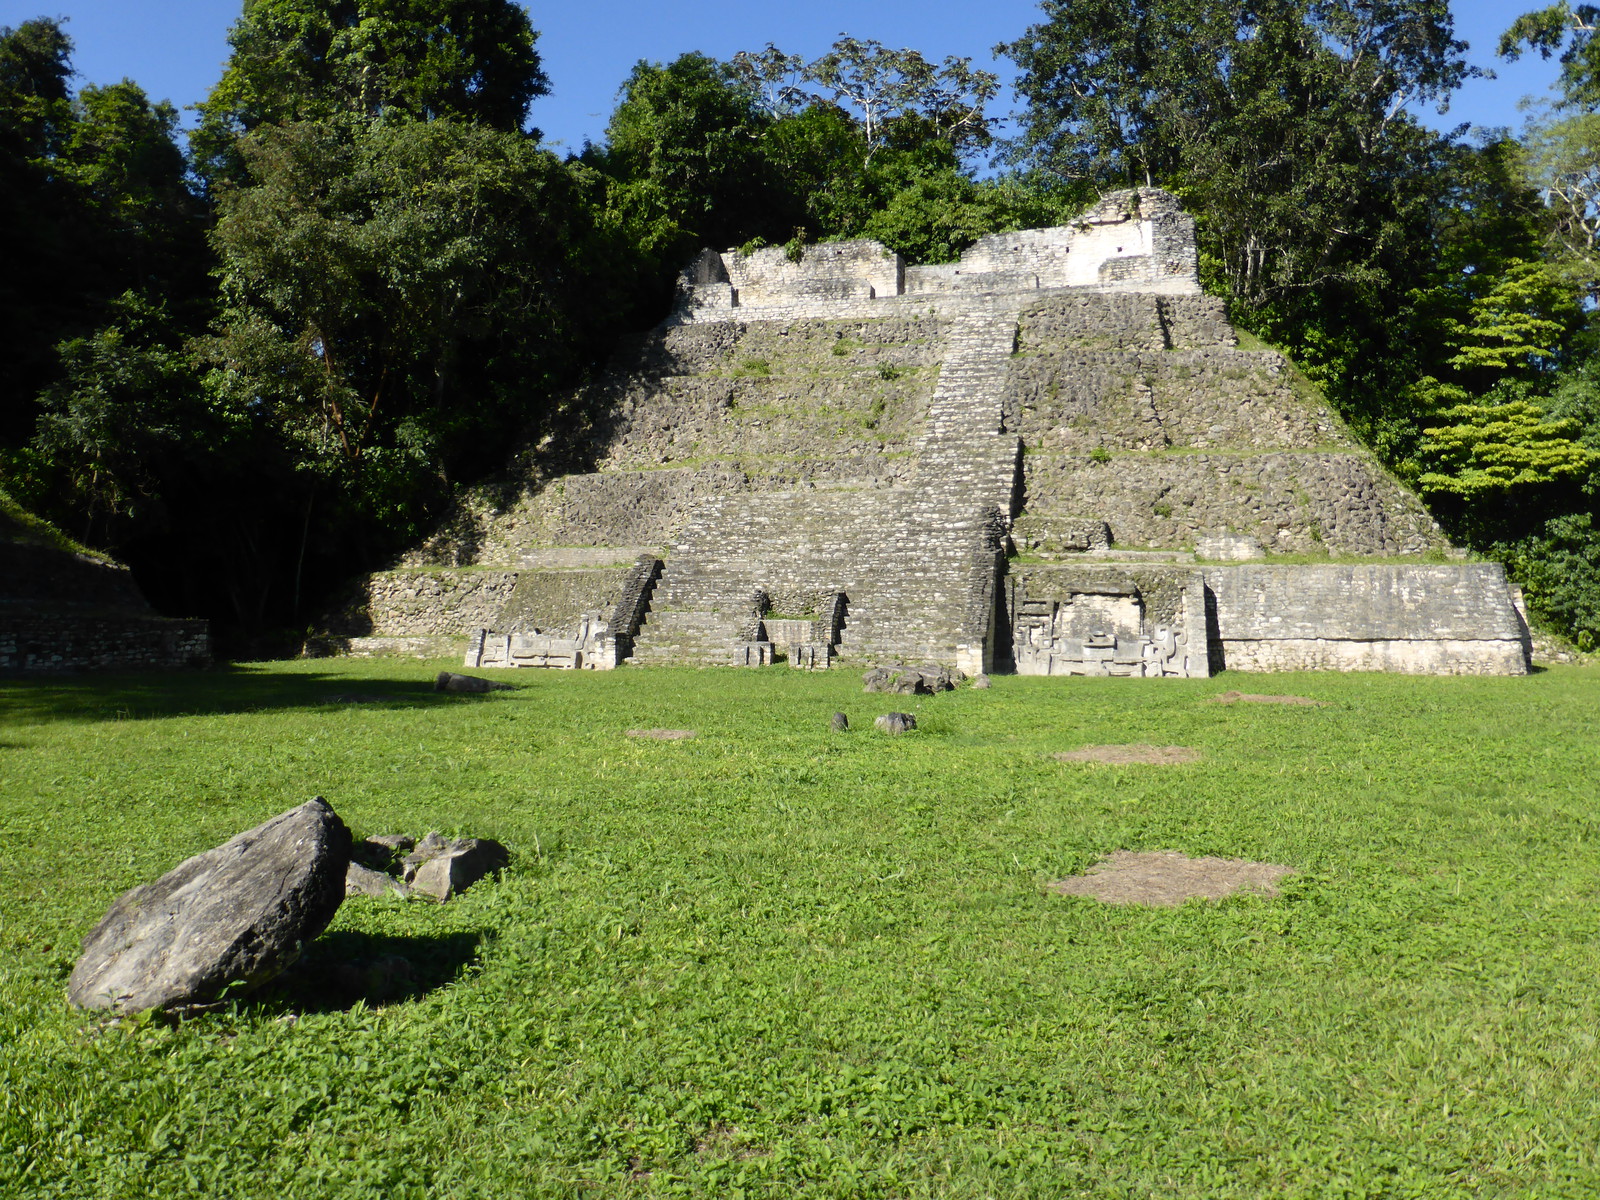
[874,712,916,735]
[345,861,413,900]
[69,797,351,1013]
[409,839,511,901]
[434,671,517,693]
[830,711,849,731]
[971,674,991,690]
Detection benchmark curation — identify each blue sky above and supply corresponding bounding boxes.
[0,0,1569,154]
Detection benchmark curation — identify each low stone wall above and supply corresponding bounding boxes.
[0,613,210,672]
[326,567,632,639]
[1006,559,1528,676]
[1217,637,1529,675]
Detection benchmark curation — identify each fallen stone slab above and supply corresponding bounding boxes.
[1053,745,1201,765]
[1211,690,1325,707]
[1048,850,1295,906]
[874,712,917,734]
[346,861,413,900]
[434,672,517,693]
[68,797,351,1013]
[626,728,697,740]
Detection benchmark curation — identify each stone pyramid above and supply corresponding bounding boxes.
[321,189,1529,676]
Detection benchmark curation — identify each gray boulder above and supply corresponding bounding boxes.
[830,711,849,731]
[971,674,992,690]
[68,797,351,1013]
[434,672,517,693]
[874,712,917,735]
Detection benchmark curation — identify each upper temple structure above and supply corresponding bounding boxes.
[318,188,1532,677]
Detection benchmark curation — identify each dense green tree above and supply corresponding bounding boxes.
[0,20,204,454]
[1501,3,1600,107]
[1001,0,1471,312]
[590,53,784,268]
[185,0,626,631]
[193,0,547,184]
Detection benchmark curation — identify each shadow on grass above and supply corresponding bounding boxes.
[256,929,489,1014]
[0,663,512,725]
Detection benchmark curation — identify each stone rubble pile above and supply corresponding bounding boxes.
[67,797,514,1015]
[862,664,963,695]
[347,831,510,902]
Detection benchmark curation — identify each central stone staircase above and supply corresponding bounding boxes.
[631,295,1028,668]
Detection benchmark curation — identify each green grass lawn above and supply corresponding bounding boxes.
[2,659,1598,1198]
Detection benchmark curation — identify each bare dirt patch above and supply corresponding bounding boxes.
[1053,744,1201,765]
[626,728,697,740]
[1211,690,1325,707]
[1048,850,1295,906]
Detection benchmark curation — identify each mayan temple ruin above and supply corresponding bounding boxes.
[320,188,1532,677]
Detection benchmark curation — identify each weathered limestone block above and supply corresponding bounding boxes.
[69,798,351,1013]
[874,712,917,734]
[409,839,510,901]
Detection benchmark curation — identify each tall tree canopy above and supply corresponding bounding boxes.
[194,0,546,178]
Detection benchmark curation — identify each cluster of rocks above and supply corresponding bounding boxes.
[346,831,509,902]
[862,664,964,694]
[67,797,510,1015]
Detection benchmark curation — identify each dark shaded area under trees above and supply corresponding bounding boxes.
[4,2,1600,650]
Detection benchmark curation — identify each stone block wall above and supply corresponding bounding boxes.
[1008,561,1527,676]
[0,614,210,672]
[325,567,630,638]
[675,188,1198,323]
[1019,452,1444,557]
[1013,292,1234,352]
[722,240,905,308]
[1207,563,1529,675]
